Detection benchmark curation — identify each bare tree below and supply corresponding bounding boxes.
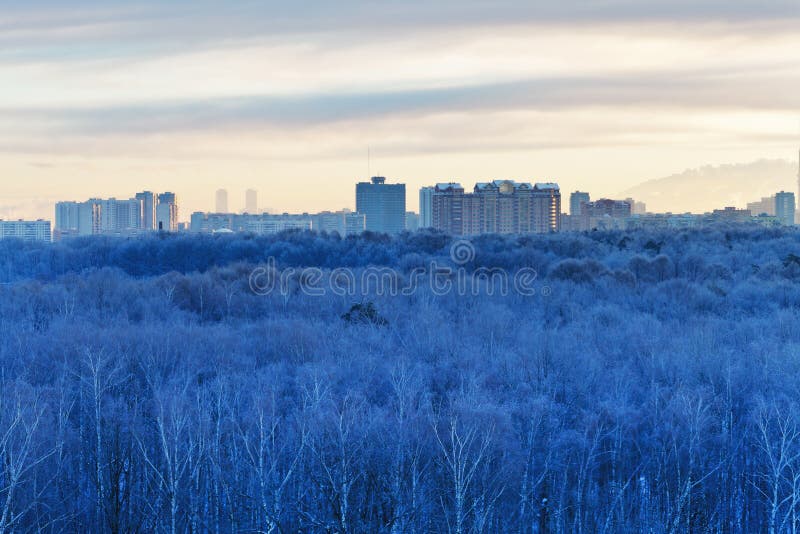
[0,384,55,534]
[753,400,800,534]
[234,385,308,533]
[305,392,367,533]
[78,348,128,532]
[432,414,495,534]
[137,380,204,534]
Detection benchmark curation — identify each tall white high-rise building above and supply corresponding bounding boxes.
[775,191,795,226]
[216,189,229,213]
[245,189,258,214]
[55,200,101,237]
[356,177,406,234]
[419,186,434,228]
[430,180,561,235]
[57,197,142,237]
[570,191,590,216]
[55,201,80,235]
[136,191,156,230]
[98,198,142,233]
[157,192,178,232]
[532,183,562,233]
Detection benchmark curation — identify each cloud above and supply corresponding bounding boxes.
[0,1,798,66]
[5,1,799,34]
[1,63,797,140]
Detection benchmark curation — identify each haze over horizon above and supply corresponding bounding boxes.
[1,0,799,220]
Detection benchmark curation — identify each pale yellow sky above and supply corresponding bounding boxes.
[0,3,798,220]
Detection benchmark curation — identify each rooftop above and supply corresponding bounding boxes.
[534,183,560,191]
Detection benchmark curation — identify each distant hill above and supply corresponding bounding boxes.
[620,159,797,214]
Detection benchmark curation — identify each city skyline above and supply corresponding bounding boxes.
[3,153,799,225]
[1,1,799,220]
[11,174,788,243]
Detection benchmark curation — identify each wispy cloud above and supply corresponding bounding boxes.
[2,63,798,140]
[4,1,799,38]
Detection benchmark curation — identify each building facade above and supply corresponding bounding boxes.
[190,211,361,235]
[56,192,179,237]
[624,197,647,215]
[215,189,228,214]
[311,210,366,236]
[189,212,234,233]
[313,211,347,234]
[708,207,752,223]
[0,220,51,242]
[405,212,420,231]
[419,186,434,228]
[532,183,561,233]
[624,213,698,230]
[55,200,102,237]
[429,180,561,235]
[98,198,142,234]
[136,191,156,230]
[355,177,406,234]
[580,199,632,230]
[245,189,258,214]
[54,201,81,237]
[432,183,465,235]
[156,192,178,232]
[559,213,580,232]
[775,191,796,226]
[244,215,311,234]
[344,212,366,236]
[747,196,775,216]
[570,191,590,216]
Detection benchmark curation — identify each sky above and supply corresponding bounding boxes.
[1,0,799,220]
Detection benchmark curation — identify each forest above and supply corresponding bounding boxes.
[1,226,800,533]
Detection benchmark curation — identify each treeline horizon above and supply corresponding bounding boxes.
[1,225,800,532]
